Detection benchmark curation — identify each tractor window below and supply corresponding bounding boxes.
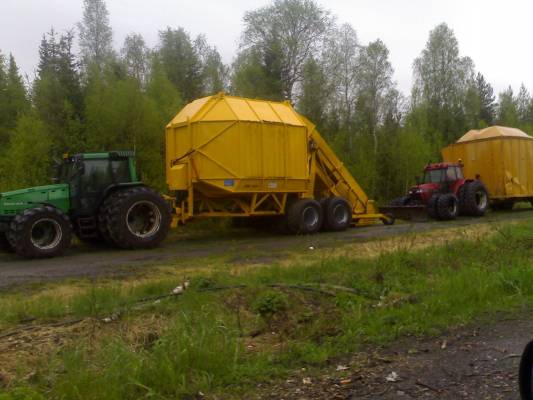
[455,167,464,180]
[446,167,457,181]
[423,169,444,183]
[81,160,112,193]
[111,160,131,183]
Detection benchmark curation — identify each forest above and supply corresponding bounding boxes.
[0,0,531,201]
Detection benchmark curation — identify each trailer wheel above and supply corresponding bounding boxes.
[436,193,459,220]
[427,194,440,220]
[104,187,171,249]
[286,199,323,235]
[519,339,533,400]
[7,206,72,258]
[322,197,351,231]
[463,180,489,216]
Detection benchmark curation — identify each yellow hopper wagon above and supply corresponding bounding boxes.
[442,126,533,209]
[165,93,393,234]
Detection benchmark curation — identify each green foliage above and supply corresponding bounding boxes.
[157,27,203,102]
[241,0,332,100]
[0,114,53,191]
[252,290,289,318]
[231,47,283,100]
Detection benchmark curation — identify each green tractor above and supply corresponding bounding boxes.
[0,151,171,258]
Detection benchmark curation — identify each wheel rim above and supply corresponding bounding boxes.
[302,206,319,229]
[449,200,457,215]
[31,218,62,250]
[126,201,162,238]
[332,203,349,225]
[475,190,488,210]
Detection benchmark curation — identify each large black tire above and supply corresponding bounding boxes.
[103,187,171,249]
[323,197,351,231]
[7,206,72,258]
[390,196,411,206]
[98,191,123,246]
[462,180,489,216]
[457,184,467,215]
[519,339,533,400]
[427,194,439,220]
[286,199,323,235]
[0,233,13,252]
[436,193,459,221]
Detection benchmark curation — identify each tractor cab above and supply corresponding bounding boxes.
[409,162,466,204]
[57,151,139,217]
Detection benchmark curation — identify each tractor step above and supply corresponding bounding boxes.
[76,217,99,238]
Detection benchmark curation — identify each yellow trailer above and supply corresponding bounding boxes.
[165,93,392,233]
[442,126,533,207]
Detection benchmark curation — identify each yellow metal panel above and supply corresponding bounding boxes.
[247,100,282,123]
[271,103,302,126]
[167,97,210,127]
[225,97,260,122]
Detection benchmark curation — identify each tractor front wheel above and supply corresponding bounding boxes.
[102,187,171,249]
[7,206,72,258]
[436,193,459,221]
[427,194,440,220]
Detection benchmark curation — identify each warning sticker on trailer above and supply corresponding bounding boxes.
[224,179,235,187]
[267,181,278,189]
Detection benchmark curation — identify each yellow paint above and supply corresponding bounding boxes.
[442,126,533,199]
[165,93,387,225]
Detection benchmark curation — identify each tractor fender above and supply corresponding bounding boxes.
[98,183,146,210]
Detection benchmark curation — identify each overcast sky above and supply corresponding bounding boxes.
[0,0,531,96]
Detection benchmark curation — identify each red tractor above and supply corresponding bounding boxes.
[386,162,489,221]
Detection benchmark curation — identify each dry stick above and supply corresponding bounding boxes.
[0,318,84,340]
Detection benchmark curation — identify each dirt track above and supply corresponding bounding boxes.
[258,314,532,399]
[0,208,532,290]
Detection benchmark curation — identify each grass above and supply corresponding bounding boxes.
[2,219,533,399]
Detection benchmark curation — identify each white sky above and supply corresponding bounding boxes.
[0,0,531,96]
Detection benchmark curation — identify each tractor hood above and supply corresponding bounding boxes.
[0,184,70,217]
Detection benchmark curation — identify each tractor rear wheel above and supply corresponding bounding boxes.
[436,193,459,220]
[323,197,351,231]
[427,194,440,220]
[103,187,171,249]
[462,180,489,216]
[7,206,72,258]
[286,199,323,234]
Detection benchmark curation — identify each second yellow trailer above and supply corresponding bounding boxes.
[165,93,393,233]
